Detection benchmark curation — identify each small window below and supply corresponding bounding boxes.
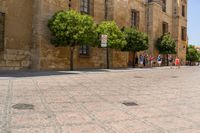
[0,12,5,51]
[131,9,139,28]
[162,0,166,12]
[182,5,185,17]
[80,0,90,14]
[79,45,89,56]
[104,0,108,20]
[162,22,168,34]
[181,27,187,41]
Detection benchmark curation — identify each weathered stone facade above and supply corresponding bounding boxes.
[0,0,188,70]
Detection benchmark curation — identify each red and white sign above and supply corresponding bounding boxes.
[101,35,108,47]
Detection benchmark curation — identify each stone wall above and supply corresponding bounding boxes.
[176,0,187,63]
[0,0,33,70]
[74,47,106,70]
[39,45,129,70]
[111,50,129,69]
[146,0,187,63]
[31,0,69,70]
[113,0,146,31]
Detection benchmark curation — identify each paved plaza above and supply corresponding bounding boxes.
[0,67,200,133]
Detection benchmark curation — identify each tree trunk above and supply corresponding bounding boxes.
[167,54,169,66]
[106,47,109,69]
[70,46,75,71]
[132,52,136,68]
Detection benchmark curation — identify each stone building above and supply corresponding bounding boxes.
[195,46,200,52]
[0,0,188,70]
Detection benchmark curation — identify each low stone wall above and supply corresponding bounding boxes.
[38,44,129,70]
[39,41,70,70]
[74,47,106,70]
[0,49,31,70]
[111,49,129,68]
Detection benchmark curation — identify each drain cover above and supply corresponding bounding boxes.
[134,76,143,78]
[12,103,34,110]
[122,102,138,106]
[171,76,178,78]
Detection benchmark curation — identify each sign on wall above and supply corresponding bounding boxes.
[101,35,108,48]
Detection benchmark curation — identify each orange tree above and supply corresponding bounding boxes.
[123,28,148,67]
[156,33,176,66]
[48,10,97,70]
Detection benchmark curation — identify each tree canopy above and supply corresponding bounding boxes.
[123,28,148,52]
[156,33,176,54]
[96,21,126,49]
[48,10,97,47]
[48,10,97,70]
[186,45,200,62]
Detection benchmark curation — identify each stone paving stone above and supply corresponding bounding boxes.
[0,80,9,85]
[92,110,131,122]
[100,95,132,103]
[56,112,93,125]
[173,128,200,133]
[12,88,38,97]
[42,90,68,97]
[12,96,41,104]
[11,127,55,133]
[48,102,81,112]
[45,96,73,103]
[83,102,118,112]
[67,90,95,96]
[0,89,6,104]
[106,120,158,133]
[190,103,200,110]
[127,107,170,118]
[94,90,123,96]
[62,124,107,133]
[11,113,50,128]
[158,105,200,115]
[181,113,200,123]
[144,116,196,130]
[73,95,103,103]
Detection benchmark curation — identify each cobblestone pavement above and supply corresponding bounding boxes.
[0,67,200,133]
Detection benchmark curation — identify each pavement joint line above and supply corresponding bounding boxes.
[85,79,167,133]
[1,80,12,133]
[32,79,63,133]
[76,75,161,133]
[156,107,200,128]
[49,76,117,133]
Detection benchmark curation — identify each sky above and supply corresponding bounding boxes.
[188,0,200,46]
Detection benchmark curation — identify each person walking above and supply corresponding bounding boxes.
[175,56,180,69]
[157,54,162,67]
[145,54,149,67]
[143,55,146,67]
[149,55,154,68]
[139,55,144,68]
[168,55,173,68]
[135,56,138,66]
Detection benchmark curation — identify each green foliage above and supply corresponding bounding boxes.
[186,45,200,62]
[48,10,97,46]
[123,28,149,52]
[96,21,126,49]
[156,33,176,54]
[198,52,200,62]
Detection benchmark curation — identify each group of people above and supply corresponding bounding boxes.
[135,54,181,68]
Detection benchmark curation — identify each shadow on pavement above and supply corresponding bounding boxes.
[0,70,80,78]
